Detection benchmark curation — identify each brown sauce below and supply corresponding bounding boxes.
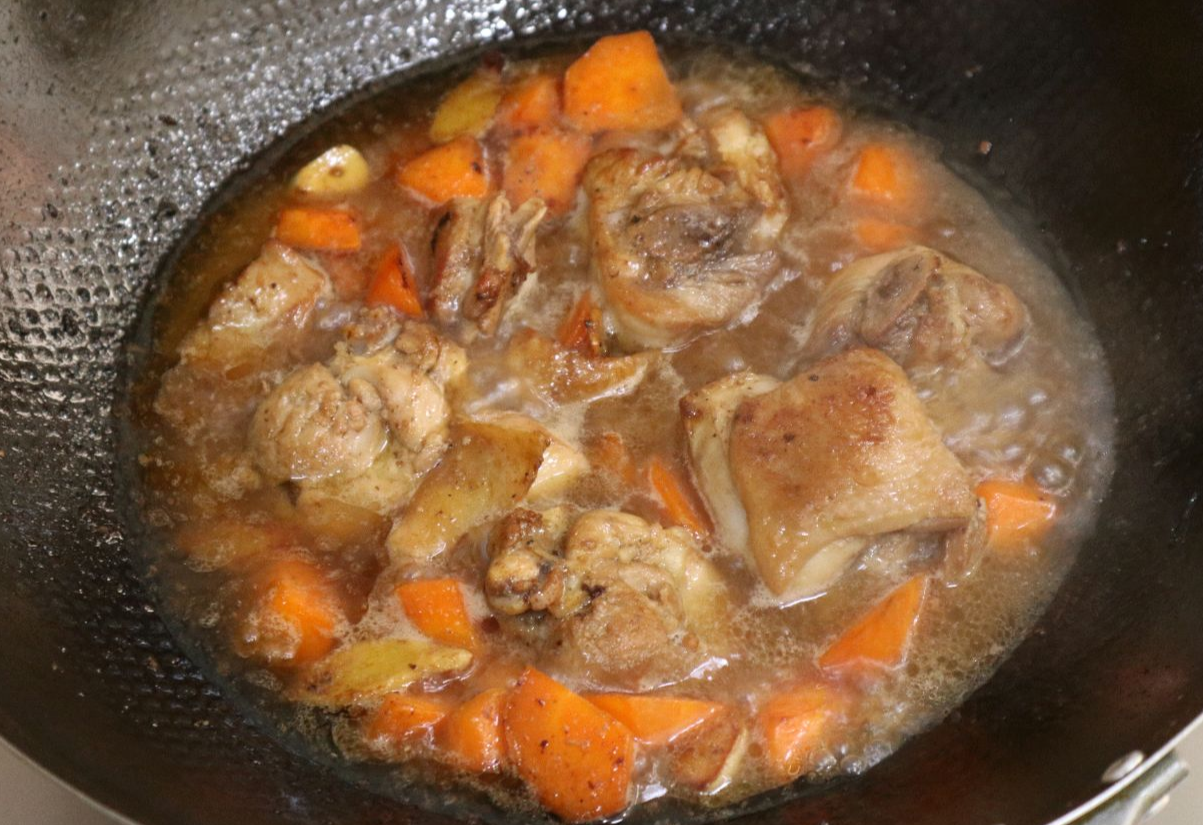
[134,35,1114,822]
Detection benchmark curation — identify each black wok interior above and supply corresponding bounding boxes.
[1,1,1201,824]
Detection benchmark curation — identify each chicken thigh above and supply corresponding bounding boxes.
[177,241,332,372]
[682,348,978,601]
[804,245,1028,371]
[429,193,547,338]
[486,508,732,689]
[586,107,788,349]
[154,242,333,442]
[249,308,466,514]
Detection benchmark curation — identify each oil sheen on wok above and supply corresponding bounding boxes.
[137,31,1115,822]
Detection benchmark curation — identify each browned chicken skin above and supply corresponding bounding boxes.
[805,245,1029,370]
[154,242,333,444]
[505,327,656,404]
[177,241,333,372]
[486,508,732,689]
[249,308,466,514]
[586,107,788,350]
[683,348,979,600]
[429,193,546,338]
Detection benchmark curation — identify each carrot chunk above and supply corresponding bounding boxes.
[365,243,424,318]
[275,207,361,253]
[240,558,343,666]
[365,693,452,747]
[819,576,928,672]
[586,694,725,747]
[396,135,490,204]
[503,127,592,215]
[850,143,914,205]
[563,31,683,133]
[436,688,507,772]
[647,455,710,536]
[757,684,847,779]
[556,290,602,355]
[763,105,842,179]
[855,218,915,252]
[395,578,477,650]
[504,668,635,822]
[977,478,1058,552]
[495,73,561,133]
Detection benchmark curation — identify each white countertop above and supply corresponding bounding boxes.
[2,725,1201,824]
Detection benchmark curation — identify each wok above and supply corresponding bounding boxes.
[1,1,1201,823]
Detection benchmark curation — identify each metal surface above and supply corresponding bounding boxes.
[5,728,1201,824]
[1078,752,1188,825]
[1,1,1202,824]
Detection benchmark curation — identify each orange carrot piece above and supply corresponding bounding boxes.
[855,218,914,252]
[366,243,424,318]
[275,207,361,253]
[764,105,842,179]
[563,31,683,133]
[395,578,477,650]
[851,143,914,205]
[503,127,593,215]
[242,558,343,666]
[757,684,847,779]
[396,135,490,204]
[819,576,928,672]
[556,290,601,355]
[495,73,561,132]
[976,478,1058,552]
[365,693,452,747]
[585,694,725,747]
[648,455,710,536]
[436,688,507,772]
[588,432,640,487]
[504,668,635,822]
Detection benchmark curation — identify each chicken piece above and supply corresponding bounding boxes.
[298,442,429,516]
[249,309,466,514]
[154,243,334,443]
[586,107,788,349]
[177,241,332,372]
[429,198,486,324]
[343,305,468,387]
[386,421,549,562]
[703,108,789,243]
[804,245,1029,370]
[486,508,733,689]
[666,712,749,794]
[682,348,978,601]
[677,371,780,555]
[475,412,590,503]
[558,510,734,688]
[428,193,546,337]
[506,328,655,404]
[485,507,579,617]
[249,362,387,482]
[465,195,547,334]
[333,350,453,470]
